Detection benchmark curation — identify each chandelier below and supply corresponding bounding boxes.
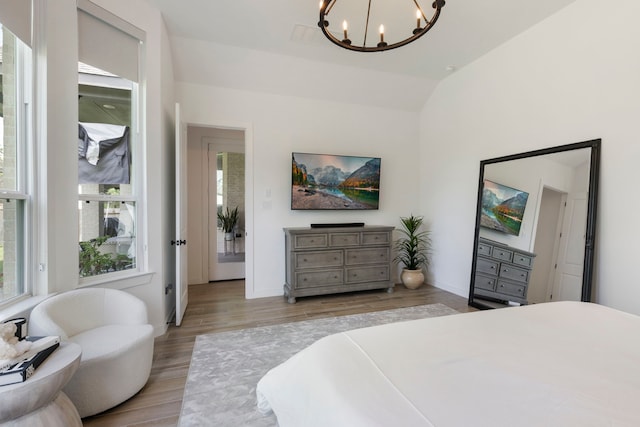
[318,0,446,52]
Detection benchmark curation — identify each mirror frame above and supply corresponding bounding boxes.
[468,139,601,309]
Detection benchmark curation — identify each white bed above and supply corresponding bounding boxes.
[256,301,640,426]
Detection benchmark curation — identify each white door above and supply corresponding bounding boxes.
[175,103,188,326]
[552,192,588,301]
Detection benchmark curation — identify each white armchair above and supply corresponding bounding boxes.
[28,288,154,418]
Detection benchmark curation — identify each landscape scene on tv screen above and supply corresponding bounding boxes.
[481,180,529,236]
[291,152,380,210]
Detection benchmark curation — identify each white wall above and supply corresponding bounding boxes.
[177,83,420,298]
[38,0,80,295]
[420,0,640,314]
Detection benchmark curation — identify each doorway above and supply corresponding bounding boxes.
[528,185,588,304]
[186,125,249,290]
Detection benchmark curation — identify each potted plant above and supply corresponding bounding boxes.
[394,214,431,289]
[217,206,239,241]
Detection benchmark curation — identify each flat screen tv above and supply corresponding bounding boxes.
[480,180,529,236]
[291,152,380,210]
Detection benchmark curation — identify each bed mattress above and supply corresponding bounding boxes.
[256,301,640,426]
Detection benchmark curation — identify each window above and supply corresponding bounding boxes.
[78,63,137,278]
[77,3,144,280]
[0,23,32,304]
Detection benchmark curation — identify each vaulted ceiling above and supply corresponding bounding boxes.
[149,0,578,111]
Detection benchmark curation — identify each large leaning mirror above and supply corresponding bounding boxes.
[469,139,601,309]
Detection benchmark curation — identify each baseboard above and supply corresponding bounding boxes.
[431,279,469,299]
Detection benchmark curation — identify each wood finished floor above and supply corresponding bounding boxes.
[82,280,475,427]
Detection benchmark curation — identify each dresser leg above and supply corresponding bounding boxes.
[386,286,394,294]
[287,296,297,304]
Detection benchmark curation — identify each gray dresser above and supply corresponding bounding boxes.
[284,226,394,303]
[474,237,536,304]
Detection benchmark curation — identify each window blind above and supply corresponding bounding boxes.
[0,0,32,46]
[77,1,144,82]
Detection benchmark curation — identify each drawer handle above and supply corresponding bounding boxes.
[521,274,525,277]
[303,258,307,262]
[303,278,307,281]
[504,268,509,272]
[500,284,504,288]
[520,257,525,261]
[490,266,495,269]
[479,246,484,250]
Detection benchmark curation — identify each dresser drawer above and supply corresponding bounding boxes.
[293,234,327,249]
[345,248,389,265]
[491,248,513,262]
[362,232,390,245]
[294,250,343,269]
[497,280,527,298]
[329,232,360,247]
[499,264,529,283]
[477,242,492,257]
[476,257,499,276]
[295,269,344,289]
[512,253,534,268]
[346,266,389,283]
[474,274,496,291]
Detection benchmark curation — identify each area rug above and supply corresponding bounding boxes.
[178,303,459,426]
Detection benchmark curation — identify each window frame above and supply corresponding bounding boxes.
[0,24,34,308]
[77,76,144,285]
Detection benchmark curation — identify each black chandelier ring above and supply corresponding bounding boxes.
[318,0,446,52]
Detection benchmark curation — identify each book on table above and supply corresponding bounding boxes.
[0,336,61,386]
[0,335,61,371]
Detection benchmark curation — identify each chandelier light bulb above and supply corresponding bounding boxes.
[377,24,387,48]
[342,20,351,44]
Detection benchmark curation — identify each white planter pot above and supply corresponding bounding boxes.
[401,269,424,290]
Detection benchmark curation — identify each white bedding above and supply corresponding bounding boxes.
[256,301,640,426]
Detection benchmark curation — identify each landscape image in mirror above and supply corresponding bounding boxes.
[291,152,380,210]
[481,179,529,236]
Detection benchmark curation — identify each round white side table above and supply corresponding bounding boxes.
[0,342,82,427]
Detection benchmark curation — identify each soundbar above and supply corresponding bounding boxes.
[310,222,365,228]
